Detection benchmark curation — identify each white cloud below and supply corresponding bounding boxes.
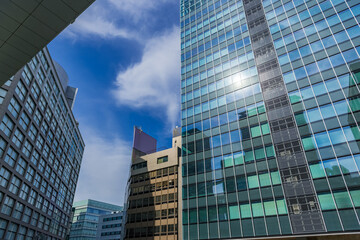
[63,0,175,40]
[112,27,180,127]
[64,3,137,40]
[108,0,172,22]
[73,126,131,205]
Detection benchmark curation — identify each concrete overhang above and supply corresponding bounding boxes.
[0,0,95,85]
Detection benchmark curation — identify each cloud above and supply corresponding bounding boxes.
[107,0,172,22]
[73,126,131,205]
[63,0,176,40]
[65,3,137,40]
[112,27,180,127]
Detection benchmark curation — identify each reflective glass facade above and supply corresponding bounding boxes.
[69,199,123,240]
[180,0,360,239]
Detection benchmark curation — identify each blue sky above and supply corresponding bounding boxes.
[48,0,180,206]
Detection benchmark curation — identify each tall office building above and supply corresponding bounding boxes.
[68,199,123,240]
[180,0,360,239]
[0,48,85,239]
[124,127,182,240]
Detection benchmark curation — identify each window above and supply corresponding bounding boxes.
[157,156,168,164]
[16,158,27,176]
[22,140,33,157]
[19,184,30,200]
[25,96,35,114]
[19,112,30,130]
[4,147,17,167]
[8,97,21,118]
[29,56,39,70]
[9,176,21,195]
[5,223,17,240]
[0,137,6,159]
[0,88,7,104]
[25,166,35,183]
[1,196,14,215]
[0,167,11,188]
[31,82,40,99]
[28,124,38,141]
[37,68,45,85]
[22,207,32,223]
[36,135,44,150]
[34,110,42,126]
[28,189,37,205]
[22,65,33,85]
[31,150,40,166]
[0,219,7,238]
[12,128,24,147]
[15,81,27,101]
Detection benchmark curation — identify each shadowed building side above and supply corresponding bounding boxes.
[0,0,96,84]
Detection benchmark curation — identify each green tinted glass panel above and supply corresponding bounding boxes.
[350,190,360,207]
[261,123,270,135]
[309,163,326,178]
[183,210,188,224]
[224,155,234,167]
[259,173,271,187]
[208,206,218,221]
[198,208,207,223]
[248,175,259,189]
[266,145,275,157]
[302,137,315,150]
[245,151,254,162]
[234,152,244,165]
[351,126,360,140]
[248,106,257,116]
[255,148,265,160]
[252,203,264,217]
[258,105,265,113]
[334,192,352,209]
[229,205,240,219]
[251,126,261,137]
[271,171,281,185]
[318,193,336,210]
[289,91,301,103]
[240,204,251,218]
[295,113,307,125]
[276,199,287,214]
[349,98,360,112]
[264,201,277,216]
[190,209,197,224]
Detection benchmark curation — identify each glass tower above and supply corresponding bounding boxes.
[180,0,360,239]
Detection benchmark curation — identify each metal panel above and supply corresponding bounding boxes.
[0,0,95,84]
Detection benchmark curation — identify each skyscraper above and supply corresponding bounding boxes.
[180,0,360,239]
[0,48,85,239]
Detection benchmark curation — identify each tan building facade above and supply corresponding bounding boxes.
[124,127,182,240]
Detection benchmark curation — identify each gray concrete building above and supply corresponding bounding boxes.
[97,211,124,240]
[0,0,95,85]
[0,48,85,239]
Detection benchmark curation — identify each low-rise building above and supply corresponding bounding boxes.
[97,211,123,240]
[69,199,123,240]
